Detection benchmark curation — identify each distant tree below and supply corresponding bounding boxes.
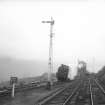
[97,66,105,78]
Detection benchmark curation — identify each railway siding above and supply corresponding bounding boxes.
[90,78,105,105]
[37,78,105,105]
[37,80,82,105]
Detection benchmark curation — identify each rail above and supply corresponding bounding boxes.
[37,80,82,105]
[89,79,94,105]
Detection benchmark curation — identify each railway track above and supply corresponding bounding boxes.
[37,80,82,105]
[37,78,105,105]
[0,81,68,97]
[89,78,105,105]
[64,79,92,105]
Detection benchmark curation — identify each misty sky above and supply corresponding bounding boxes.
[0,0,105,81]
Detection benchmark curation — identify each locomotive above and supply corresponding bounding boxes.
[56,64,69,81]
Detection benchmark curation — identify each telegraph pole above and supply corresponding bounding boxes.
[93,57,95,73]
[42,17,54,89]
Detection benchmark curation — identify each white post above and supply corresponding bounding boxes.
[12,83,15,98]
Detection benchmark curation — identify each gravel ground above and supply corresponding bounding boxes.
[0,83,68,105]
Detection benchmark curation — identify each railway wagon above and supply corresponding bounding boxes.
[56,64,69,81]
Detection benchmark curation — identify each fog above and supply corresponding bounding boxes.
[0,0,105,82]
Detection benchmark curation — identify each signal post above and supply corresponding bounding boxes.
[42,17,54,90]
